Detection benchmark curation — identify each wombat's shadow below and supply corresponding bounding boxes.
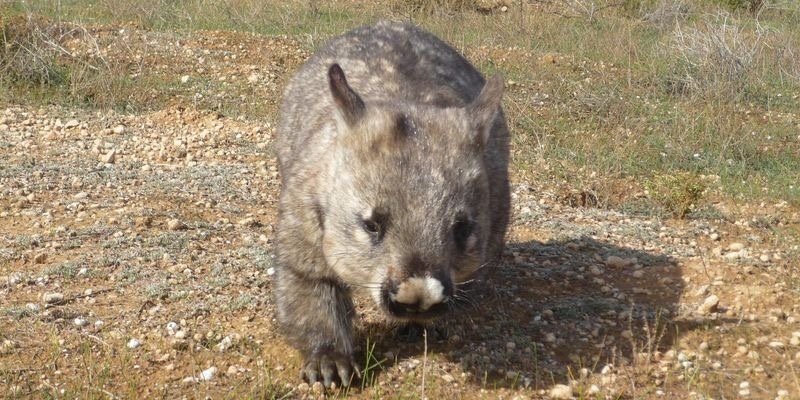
[356,236,719,389]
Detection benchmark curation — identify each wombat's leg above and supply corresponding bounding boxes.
[276,267,361,387]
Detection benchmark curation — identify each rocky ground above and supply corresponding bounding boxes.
[1,23,800,400]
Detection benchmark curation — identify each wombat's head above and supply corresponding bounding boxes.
[320,64,503,322]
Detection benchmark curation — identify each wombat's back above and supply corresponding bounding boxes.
[279,21,491,170]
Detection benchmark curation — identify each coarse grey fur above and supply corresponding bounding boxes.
[274,20,510,388]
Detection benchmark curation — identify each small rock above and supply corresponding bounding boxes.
[112,125,125,134]
[100,149,116,164]
[217,336,234,352]
[768,341,785,349]
[227,365,239,376]
[606,255,633,268]
[442,373,455,383]
[43,292,64,304]
[181,75,190,84]
[73,317,88,327]
[33,253,47,264]
[724,250,744,260]
[64,119,79,129]
[166,322,179,335]
[199,366,217,381]
[709,233,720,241]
[729,242,746,251]
[167,219,187,231]
[697,295,720,315]
[0,339,17,355]
[127,338,141,349]
[549,384,573,399]
[239,217,259,227]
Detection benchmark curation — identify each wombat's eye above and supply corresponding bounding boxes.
[452,217,473,249]
[362,219,381,236]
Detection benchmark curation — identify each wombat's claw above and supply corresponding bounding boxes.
[301,350,361,388]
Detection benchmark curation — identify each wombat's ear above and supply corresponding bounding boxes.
[468,74,504,147]
[328,64,365,127]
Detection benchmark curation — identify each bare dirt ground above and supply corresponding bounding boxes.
[2,23,800,400]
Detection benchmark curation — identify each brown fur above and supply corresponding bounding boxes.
[273,21,510,387]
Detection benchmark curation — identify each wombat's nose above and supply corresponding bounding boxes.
[388,276,451,314]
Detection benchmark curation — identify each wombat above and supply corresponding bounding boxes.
[274,20,510,388]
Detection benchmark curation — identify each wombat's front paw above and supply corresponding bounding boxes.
[301,348,361,388]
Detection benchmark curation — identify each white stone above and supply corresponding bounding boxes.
[199,366,217,381]
[549,384,573,399]
[43,292,64,304]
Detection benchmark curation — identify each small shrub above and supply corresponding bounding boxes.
[663,13,768,97]
[645,172,706,218]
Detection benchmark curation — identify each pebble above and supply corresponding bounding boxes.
[0,339,17,355]
[709,232,720,241]
[729,242,746,251]
[442,373,455,383]
[606,255,635,269]
[217,336,233,352]
[226,365,238,376]
[43,292,64,304]
[238,217,259,227]
[549,384,573,399]
[768,341,785,349]
[166,322,179,335]
[100,149,116,164]
[697,295,720,315]
[167,219,187,231]
[181,75,190,83]
[127,338,141,349]
[112,125,125,134]
[73,317,88,327]
[199,366,217,381]
[64,119,79,129]
[33,253,47,264]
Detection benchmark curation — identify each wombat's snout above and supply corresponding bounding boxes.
[382,269,454,319]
